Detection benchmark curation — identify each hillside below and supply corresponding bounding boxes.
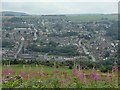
[67,14,118,22]
[1,11,29,16]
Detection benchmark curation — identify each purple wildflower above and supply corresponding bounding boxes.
[112,65,118,73]
[72,68,78,76]
[20,71,27,79]
[35,71,46,77]
[96,72,102,83]
[28,71,35,78]
[77,71,88,85]
[2,68,13,76]
[40,72,45,77]
[89,71,97,81]
[106,72,111,83]
[78,71,84,81]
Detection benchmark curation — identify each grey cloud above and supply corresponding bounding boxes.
[2,2,118,14]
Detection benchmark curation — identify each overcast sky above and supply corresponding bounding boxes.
[2,1,118,15]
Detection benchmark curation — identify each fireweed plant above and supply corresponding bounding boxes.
[2,63,118,88]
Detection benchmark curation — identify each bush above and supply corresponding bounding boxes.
[99,66,107,73]
[69,65,73,69]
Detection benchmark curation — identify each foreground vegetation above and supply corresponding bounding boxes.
[2,63,118,88]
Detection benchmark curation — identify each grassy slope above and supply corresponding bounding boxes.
[2,65,110,76]
[2,65,72,74]
[67,14,118,22]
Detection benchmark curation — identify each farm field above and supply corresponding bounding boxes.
[2,64,118,88]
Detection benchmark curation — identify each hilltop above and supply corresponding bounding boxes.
[1,11,29,16]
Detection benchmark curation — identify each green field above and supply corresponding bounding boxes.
[3,65,72,74]
[3,65,102,75]
[67,14,118,22]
